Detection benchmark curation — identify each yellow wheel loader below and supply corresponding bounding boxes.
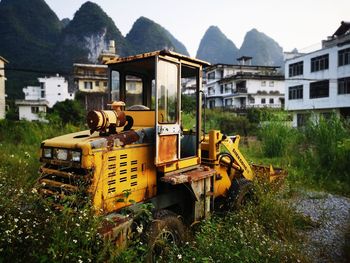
[37,50,286,256]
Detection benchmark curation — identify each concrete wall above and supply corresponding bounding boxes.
[18,105,47,122]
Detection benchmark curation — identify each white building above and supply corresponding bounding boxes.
[38,75,74,107]
[16,75,74,121]
[204,57,285,110]
[285,21,350,127]
[15,100,48,122]
[0,56,8,119]
[22,75,74,107]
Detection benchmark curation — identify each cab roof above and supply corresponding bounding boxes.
[106,49,210,67]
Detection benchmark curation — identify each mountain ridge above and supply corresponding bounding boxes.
[196,26,284,66]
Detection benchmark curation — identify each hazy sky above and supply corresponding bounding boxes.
[45,0,349,57]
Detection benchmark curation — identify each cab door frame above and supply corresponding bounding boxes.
[155,55,181,166]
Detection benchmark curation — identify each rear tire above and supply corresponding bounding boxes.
[146,210,185,263]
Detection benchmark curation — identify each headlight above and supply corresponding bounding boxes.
[56,149,68,161]
[43,148,52,158]
[71,151,81,162]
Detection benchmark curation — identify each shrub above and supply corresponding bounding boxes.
[297,114,350,193]
[259,113,296,158]
[49,100,86,125]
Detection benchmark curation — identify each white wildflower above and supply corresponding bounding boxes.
[136,224,143,234]
[73,239,77,243]
[177,254,182,260]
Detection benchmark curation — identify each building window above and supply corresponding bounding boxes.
[297,113,308,127]
[310,80,329,99]
[224,84,232,93]
[208,72,215,80]
[84,81,93,90]
[208,87,215,95]
[261,81,266,87]
[311,54,329,72]
[31,107,39,114]
[104,82,107,87]
[58,93,61,96]
[40,82,45,98]
[338,77,350,94]
[85,70,93,76]
[220,85,224,94]
[218,70,224,79]
[269,98,274,104]
[209,100,216,108]
[288,85,303,100]
[249,97,255,104]
[95,81,100,86]
[225,98,232,106]
[338,47,350,66]
[289,61,303,77]
[261,98,266,104]
[269,81,274,87]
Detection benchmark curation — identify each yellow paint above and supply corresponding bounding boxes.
[90,144,157,213]
[125,111,155,127]
[200,130,255,197]
[158,157,199,173]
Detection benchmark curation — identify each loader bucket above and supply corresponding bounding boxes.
[251,164,287,187]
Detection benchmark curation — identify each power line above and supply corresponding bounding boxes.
[0,67,72,76]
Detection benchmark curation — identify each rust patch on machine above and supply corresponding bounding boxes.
[106,130,140,149]
[158,135,178,163]
[161,166,216,185]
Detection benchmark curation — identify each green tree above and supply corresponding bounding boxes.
[49,100,86,125]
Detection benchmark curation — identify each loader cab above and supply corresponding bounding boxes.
[107,50,209,173]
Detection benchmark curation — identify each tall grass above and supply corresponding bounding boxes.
[256,113,350,195]
[163,184,310,263]
[296,115,350,194]
[258,113,296,158]
[0,120,121,262]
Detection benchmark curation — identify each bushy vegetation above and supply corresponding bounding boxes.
[258,112,296,158]
[162,185,310,263]
[249,112,350,195]
[0,120,112,262]
[49,99,86,125]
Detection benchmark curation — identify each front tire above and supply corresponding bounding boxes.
[225,178,254,210]
[146,210,185,262]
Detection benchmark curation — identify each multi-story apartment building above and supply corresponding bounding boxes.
[0,56,8,119]
[285,21,350,127]
[205,57,285,110]
[74,40,119,111]
[73,63,109,111]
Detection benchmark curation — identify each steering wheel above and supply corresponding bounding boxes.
[126,105,150,111]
